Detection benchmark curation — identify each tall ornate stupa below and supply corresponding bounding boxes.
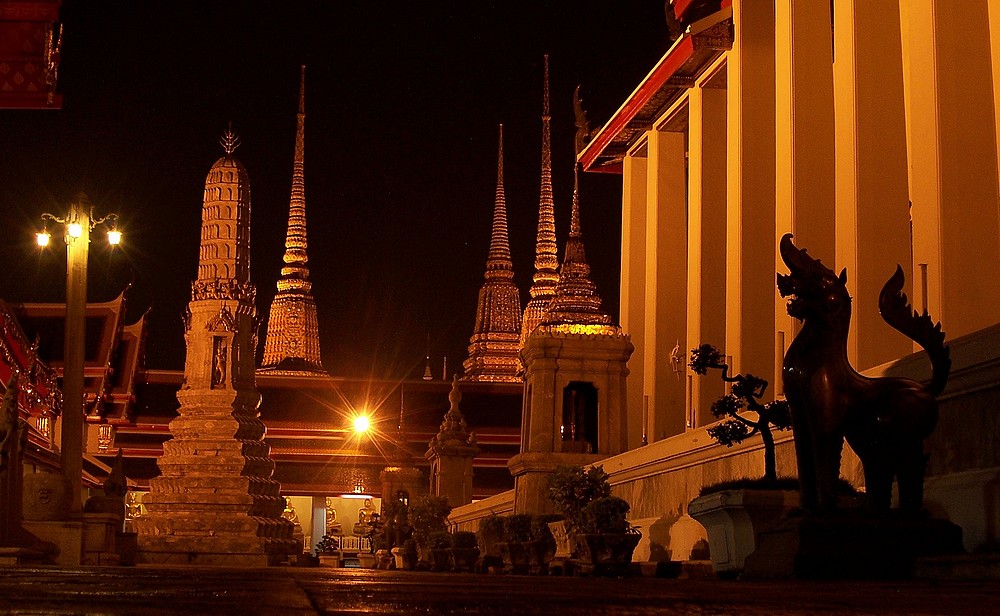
[136,128,295,566]
[539,166,613,328]
[519,55,560,350]
[260,65,325,375]
[462,124,522,382]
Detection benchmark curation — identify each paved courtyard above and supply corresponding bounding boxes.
[0,565,997,615]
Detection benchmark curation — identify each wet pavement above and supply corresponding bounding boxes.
[0,565,997,615]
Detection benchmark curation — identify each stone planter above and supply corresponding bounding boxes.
[476,535,503,573]
[571,532,641,576]
[318,553,341,567]
[375,549,393,569]
[687,489,798,578]
[450,547,480,572]
[357,552,377,569]
[429,547,452,571]
[498,542,532,575]
[547,520,573,559]
[391,546,417,570]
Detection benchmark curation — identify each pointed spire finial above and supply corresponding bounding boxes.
[297,67,306,128]
[220,121,240,155]
[520,54,560,348]
[571,163,581,238]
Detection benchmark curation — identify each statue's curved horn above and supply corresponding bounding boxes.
[779,233,805,271]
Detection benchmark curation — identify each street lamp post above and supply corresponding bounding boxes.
[36,193,120,515]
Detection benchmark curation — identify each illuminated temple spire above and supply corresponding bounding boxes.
[541,164,613,328]
[520,54,560,348]
[462,124,522,382]
[260,65,325,374]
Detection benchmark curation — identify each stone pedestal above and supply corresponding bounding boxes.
[743,512,964,579]
[508,451,604,515]
[136,391,296,566]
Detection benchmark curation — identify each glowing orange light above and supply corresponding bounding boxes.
[353,414,371,434]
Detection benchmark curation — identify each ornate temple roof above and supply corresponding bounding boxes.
[462,124,522,383]
[540,166,616,332]
[519,54,560,349]
[260,66,325,375]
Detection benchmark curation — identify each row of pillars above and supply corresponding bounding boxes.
[622,0,1000,446]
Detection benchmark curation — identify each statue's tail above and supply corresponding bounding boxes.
[879,265,951,396]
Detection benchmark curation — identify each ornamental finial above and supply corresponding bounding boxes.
[220,122,241,155]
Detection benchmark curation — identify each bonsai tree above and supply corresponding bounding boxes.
[546,465,611,530]
[409,495,452,550]
[688,343,792,482]
[314,534,340,556]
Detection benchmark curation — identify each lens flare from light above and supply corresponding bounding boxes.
[353,414,371,434]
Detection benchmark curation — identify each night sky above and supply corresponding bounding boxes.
[0,1,670,379]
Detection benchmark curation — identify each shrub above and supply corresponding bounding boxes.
[530,514,562,550]
[451,530,478,550]
[547,465,611,529]
[576,496,632,535]
[503,514,533,544]
[409,495,452,546]
[427,530,452,550]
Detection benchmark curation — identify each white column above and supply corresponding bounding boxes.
[621,151,648,447]
[687,84,728,427]
[989,0,1000,196]
[644,129,687,441]
[834,0,913,369]
[775,0,837,390]
[727,0,777,388]
[903,0,1000,339]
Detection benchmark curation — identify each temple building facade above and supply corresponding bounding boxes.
[453,0,1000,562]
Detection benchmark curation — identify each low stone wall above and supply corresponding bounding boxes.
[450,324,1000,556]
[449,490,513,533]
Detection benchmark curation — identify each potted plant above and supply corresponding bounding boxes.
[498,513,533,574]
[409,495,452,568]
[686,343,798,577]
[546,465,640,576]
[476,514,505,572]
[378,498,415,570]
[529,514,562,575]
[450,530,480,572]
[314,534,340,567]
[427,530,453,571]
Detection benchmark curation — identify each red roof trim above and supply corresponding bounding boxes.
[579,36,695,172]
